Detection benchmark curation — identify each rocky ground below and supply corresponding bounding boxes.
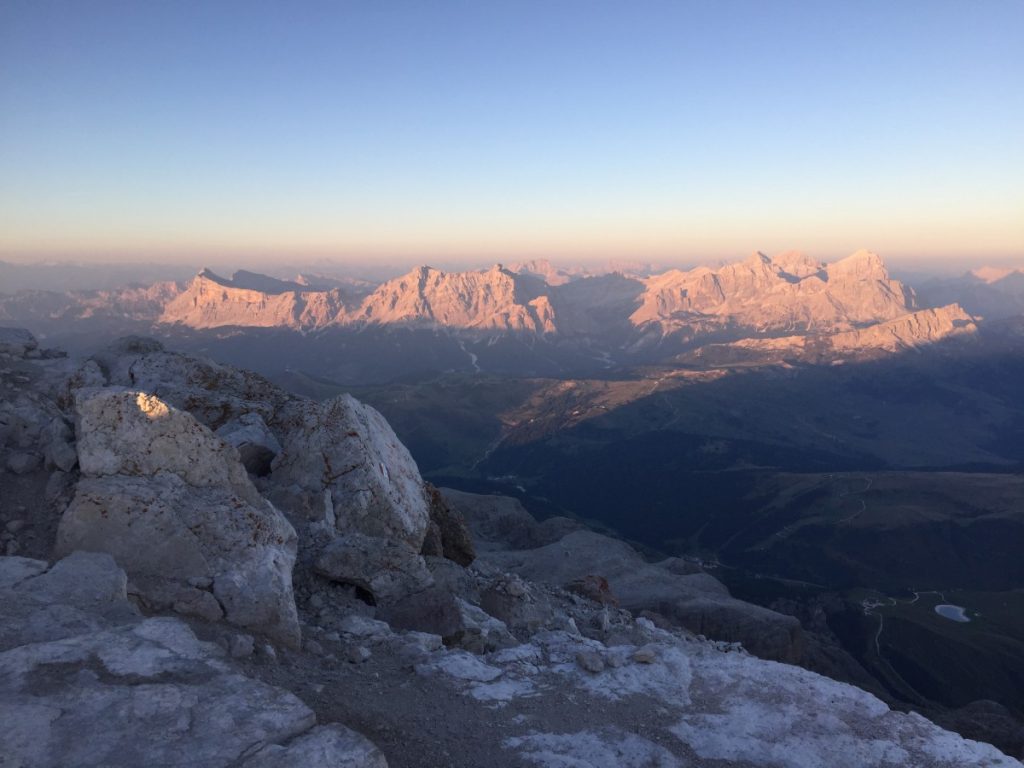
[0,326,1020,767]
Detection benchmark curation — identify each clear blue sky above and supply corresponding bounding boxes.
[1,0,1022,267]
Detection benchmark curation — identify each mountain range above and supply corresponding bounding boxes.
[2,250,985,359]
[160,250,960,342]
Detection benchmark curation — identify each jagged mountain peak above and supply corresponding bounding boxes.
[828,248,886,276]
[146,250,969,354]
[351,262,556,333]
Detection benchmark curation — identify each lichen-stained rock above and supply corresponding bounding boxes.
[58,388,300,645]
[314,532,433,605]
[271,395,430,552]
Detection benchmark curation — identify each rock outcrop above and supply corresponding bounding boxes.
[420,483,475,566]
[56,388,300,645]
[441,487,582,552]
[92,337,290,429]
[271,395,430,553]
[314,533,434,605]
[483,530,803,663]
[0,553,386,768]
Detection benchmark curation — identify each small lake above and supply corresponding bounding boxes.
[934,604,970,623]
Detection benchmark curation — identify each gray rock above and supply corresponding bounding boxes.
[6,451,41,475]
[230,633,256,658]
[271,396,430,552]
[58,472,300,645]
[58,389,300,646]
[38,416,79,471]
[173,587,225,622]
[44,437,78,472]
[440,487,544,550]
[241,724,388,768]
[0,552,137,652]
[483,530,803,663]
[314,533,433,605]
[346,645,372,663]
[216,412,282,476]
[94,341,287,430]
[402,631,444,653]
[633,645,659,664]
[576,649,605,673]
[337,615,391,639]
[479,575,554,635]
[304,638,324,656]
[0,616,345,768]
[420,483,475,566]
[377,586,514,653]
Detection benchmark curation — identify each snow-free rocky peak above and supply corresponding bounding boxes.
[149,251,973,358]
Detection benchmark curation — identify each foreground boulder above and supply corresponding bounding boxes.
[271,396,430,552]
[0,554,386,768]
[56,388,300,646]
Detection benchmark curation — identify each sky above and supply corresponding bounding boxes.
[1,0,1022,269]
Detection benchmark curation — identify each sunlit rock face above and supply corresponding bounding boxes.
[57,388,300,646]
[630,250,914,335]
[151,252,975,362]
[346,264,558,333]
[159,269,349,330]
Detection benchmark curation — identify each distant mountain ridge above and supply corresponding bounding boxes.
[155,250,974,355]
[0,251,988,367]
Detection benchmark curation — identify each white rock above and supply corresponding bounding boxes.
[58,389,300,646]
[241,723,388,768]
[416,650,504,683]
[271,396,430,552]
[73,388,262,505]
